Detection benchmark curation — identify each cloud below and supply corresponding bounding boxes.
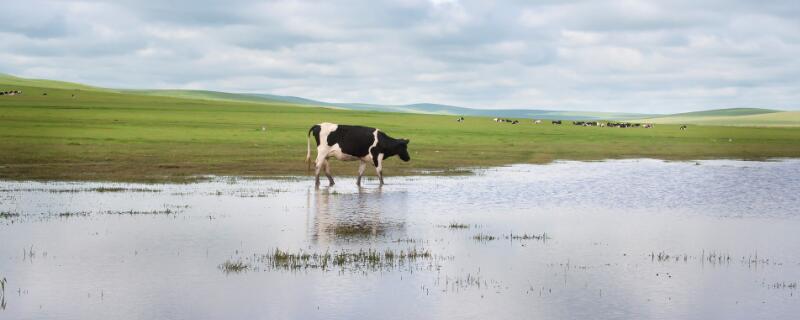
[0,0,798,113]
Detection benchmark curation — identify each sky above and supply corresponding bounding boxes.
[1,0,798,113]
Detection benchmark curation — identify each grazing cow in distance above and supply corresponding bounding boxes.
[306,123,411,187]
[552,120,562,125]
[680,125,687,130]
[494,118,517,123]
[456,117,464,122]
[533,119,541,124]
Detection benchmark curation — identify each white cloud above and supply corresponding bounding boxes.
[0,0,798,113]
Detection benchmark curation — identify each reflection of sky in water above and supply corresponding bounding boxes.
[1,159,799,319]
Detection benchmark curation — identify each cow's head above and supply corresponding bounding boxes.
[397,139,411,162]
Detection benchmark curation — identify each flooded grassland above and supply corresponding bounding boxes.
[1,159,800,319]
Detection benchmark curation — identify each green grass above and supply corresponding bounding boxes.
[2,82,800,182]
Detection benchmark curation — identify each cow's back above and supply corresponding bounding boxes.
[326,125,377,158]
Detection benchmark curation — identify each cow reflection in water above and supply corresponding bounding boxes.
[307,187,408,244]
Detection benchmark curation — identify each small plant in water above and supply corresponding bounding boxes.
[472,233,497,241]
[1,276,6,310]
[506,233,549,241]
[330,223,385,238]
[251,247,435,272]
[0,212,19,219]
[58,211,91,218]
[768,281,797,290]
[105,207,177,215]
[219,260,249,274]
[448,222,470,229]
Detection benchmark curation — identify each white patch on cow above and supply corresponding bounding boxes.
[314,122,338,161]
[364,129,379,162]
[328,144,359,161]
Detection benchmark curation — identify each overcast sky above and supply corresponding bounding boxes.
[1,0,798,113]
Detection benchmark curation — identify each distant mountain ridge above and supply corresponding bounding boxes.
[646,108,781,118]
[0,73,788,122]
[246,94,655,120]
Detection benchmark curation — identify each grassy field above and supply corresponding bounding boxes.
[2,83,800,182]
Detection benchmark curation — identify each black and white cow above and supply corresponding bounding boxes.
[306,123,411,187]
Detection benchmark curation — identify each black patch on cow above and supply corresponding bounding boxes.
[372,132,411,165]
[326,125,376,158]
[308,125,321,146]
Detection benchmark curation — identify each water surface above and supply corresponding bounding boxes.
[1,159,799,319]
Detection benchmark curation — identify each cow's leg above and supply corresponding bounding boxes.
[323,160,335,186]
[314,154,326,187]
[356,160,367,186]
[374,153,385,185]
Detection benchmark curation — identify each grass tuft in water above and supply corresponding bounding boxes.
[254,247,435,272]
[330,223,386,238]
[0,276,6,310]
[448,222,470,229]
[58,211,91,218]
[89,187,161,193]
[105,208,177,215]
[506,233,549,241]
[0,212,19,219]
[768,282,797,290]
[472,233,497,241]
[219,260,250,274]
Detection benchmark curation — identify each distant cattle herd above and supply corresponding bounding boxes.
[0,90,22,96]
[473,117,664,129]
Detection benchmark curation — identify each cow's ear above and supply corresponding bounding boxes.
[402,139,410,145]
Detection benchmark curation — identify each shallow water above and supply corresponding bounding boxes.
[1,159,800,319]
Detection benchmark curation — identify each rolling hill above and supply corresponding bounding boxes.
[0,73,656,120]
[0,73,112,92]
[635,108,798,127]
[2,73,796,125]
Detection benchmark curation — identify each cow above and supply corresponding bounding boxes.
[552,120,562,125]
[306,123,410,187]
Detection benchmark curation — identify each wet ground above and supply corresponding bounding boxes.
[1,159,799,319]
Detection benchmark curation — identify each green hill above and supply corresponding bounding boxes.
[0,73,111,92]
[124,89,311,106]
[0,73,657,120]
[651,108,780,118]
[636,108,797,127]
[2,73,796,125]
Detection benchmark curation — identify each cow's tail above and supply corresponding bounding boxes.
[306,128,312,172]
[306,125,315,172]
